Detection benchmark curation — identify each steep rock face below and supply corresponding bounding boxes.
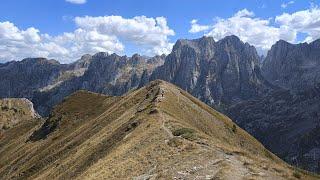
[0,36,267,115]
[151,36,269,108]
[81,53,163,95]
[0,56,93,98]
[0,98,40,130]
[33,53,164,115]
[262,39,320,90]
[0,58,64,98]
[227,84,320,173]
[227,38,320,173]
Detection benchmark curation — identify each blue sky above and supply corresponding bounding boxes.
[0,0,319,62]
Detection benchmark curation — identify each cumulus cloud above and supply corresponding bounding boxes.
[276,6,320,42]
[74,15,175,55]
[65,0,87,4]
[281,1,294,9]
[0,16,174,63]
[188,7,320,54]
[189,9,294,54]
[189,19,210,33]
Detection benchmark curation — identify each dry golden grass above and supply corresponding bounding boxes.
[0,80,318,180]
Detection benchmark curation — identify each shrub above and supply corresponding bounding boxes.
[149,108,159,114]
[264,149,274,160]
[293,171,301,179]
[173,128,197,140]
[1,106,9,111]
[232,124,237,133]
[2,124,10,130]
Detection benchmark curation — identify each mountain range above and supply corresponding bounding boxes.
[1,80,318,179]
[1,35,320,174]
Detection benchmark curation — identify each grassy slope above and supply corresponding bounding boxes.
[0,80,318,179]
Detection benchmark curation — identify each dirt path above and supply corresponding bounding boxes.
[160,113,173,139]
[155,86,174,139]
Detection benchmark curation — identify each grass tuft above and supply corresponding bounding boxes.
[173,128,197,140]
[292,171,301,179]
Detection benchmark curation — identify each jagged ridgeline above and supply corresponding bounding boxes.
[0,80,318,179]
[229,39,320,173]
[0,35,271,117]
[1,35,320,174]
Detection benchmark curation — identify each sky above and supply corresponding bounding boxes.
[0,0,320,63]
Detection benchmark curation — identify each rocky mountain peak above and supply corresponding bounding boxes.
[131,53,146,64]
[70,54,92,69]
[310,38,320,47]
[220,35,241,43]
[151,35,269,109]
[92,52,109,59]
[193,35,215,45]
[21,57,61,65]
[131,53,141,59]
[173,36,215,52]
[262,38,320,90]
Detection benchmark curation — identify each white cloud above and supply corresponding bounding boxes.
[276,6,320,42]
[65,0,86,4]
[188,7,320,54]
[281,1,295,9]
[74,15,175,55]
[234,9,255,17]
[0,16,174,63]
[189,9,294,54]
[189,19,210,33]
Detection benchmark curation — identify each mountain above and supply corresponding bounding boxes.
[228,38,320,173]
[0,55,92,99]
[227,85,320,173]
[150,36,271,109]
[1,35,320,174]
[0,58,64,99]
[1,80,317,179]
[262,39,320,90]
[0,53,164,116]
[0,98,40,130]
[32,53,164,115]
[0,36,270,115]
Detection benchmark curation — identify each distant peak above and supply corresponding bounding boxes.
[131,53,142,59]
[93,52,109,58]
[21,58,60,65]
[196,36,215,42]
[173,36,215,51]
[80,54,92,59]
[310,38,320,46]
[275,39,291,45]
[220,35,241,43]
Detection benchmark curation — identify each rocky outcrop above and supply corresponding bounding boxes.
[262,39,320,90]
[150,36,271,109]
[0,98,40,130]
